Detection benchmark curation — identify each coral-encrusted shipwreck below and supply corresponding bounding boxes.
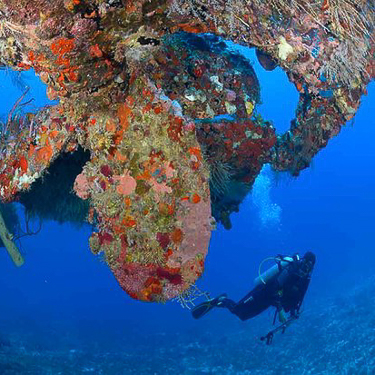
[0,0,373,301]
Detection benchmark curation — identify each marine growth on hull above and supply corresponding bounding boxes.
[0,0,373,302]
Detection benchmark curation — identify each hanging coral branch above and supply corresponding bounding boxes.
[0,86,32,145]
[173,284,211,309]
[13,209,42,241]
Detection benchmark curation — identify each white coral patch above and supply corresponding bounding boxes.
[225,101,237,114]
[278,37,294,60]
[16,170,39,189]
[209,75,223,91]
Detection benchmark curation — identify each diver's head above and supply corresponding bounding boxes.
[301,251,316,274]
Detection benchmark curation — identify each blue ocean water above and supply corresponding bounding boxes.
[0,48,374,374]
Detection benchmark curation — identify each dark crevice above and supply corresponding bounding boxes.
[17,146,91,226]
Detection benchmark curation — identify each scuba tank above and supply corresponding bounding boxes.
[254,255,298,287]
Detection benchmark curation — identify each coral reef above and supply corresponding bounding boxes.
[0,0,373,301]
[1,276,374,374]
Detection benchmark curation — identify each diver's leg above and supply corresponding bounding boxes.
[216,296,237,310]
[224,287,274,321]
[191,293,230,319]
[192,286,272,321]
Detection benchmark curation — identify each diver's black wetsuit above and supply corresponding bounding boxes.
[218,257,312,321]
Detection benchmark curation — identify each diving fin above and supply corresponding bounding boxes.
[191,294,227,319]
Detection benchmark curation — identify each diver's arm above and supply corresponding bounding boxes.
[273,264,294,321]
[275,267,292,287]
[272,294,287,324]
[275,260,311,316]
[277,305,287,323]
[293,276,311,313]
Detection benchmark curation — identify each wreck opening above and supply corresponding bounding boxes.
[0,68,91,227]
[227,41,299,134]
[17,146,91,226]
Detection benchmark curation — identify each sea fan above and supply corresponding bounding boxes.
[209,159,233,199]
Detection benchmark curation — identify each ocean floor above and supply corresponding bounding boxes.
[1,277,374,375]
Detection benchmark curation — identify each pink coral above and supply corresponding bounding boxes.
[74,172,90,199]
[150,179,172,194]
[70,17,97,40]
[114,170,136,195]
[167,199,212,269]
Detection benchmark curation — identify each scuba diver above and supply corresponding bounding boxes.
[191,251,316,344]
